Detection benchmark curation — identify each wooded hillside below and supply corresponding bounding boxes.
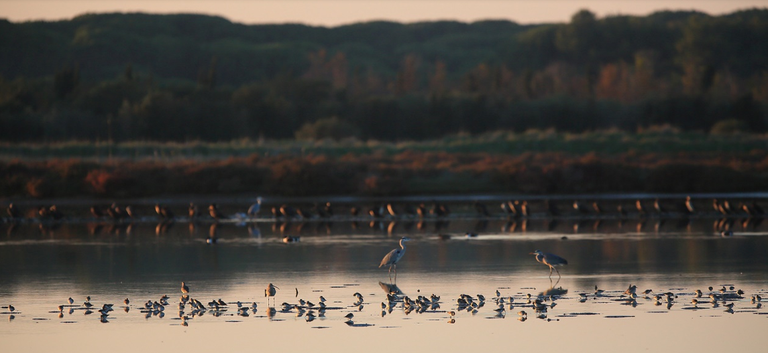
[1,9,767,142]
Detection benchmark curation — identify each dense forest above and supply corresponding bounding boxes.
[1,9,768,142]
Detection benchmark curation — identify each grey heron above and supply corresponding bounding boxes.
[379,237,411,281]
[247,197,262,218]
[530,250,568,278]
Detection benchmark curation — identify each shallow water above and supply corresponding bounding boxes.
[1,212,767,352]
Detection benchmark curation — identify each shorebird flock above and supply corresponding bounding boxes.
[3,196,766,240]
[4,197,766,225]
[2,282,763,325]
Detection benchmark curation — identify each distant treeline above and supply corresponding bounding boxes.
[1,9,768,142]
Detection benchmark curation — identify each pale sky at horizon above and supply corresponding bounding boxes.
[1,1,766,27]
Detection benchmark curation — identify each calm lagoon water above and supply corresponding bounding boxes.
[1,205,767,352]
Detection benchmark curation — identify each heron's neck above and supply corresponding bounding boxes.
[399,239,407,249]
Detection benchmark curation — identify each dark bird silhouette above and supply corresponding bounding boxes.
[90,205,104,218]
[6,203,22,219]
[592,201,603,214]
[617,204,627,217]
[106,203,125,220]
[209,203,227,221]
[573,200,590,214]
[714,199,731,215]
[38,206,49,218]
[313,203,328,218]
[155,204,174,220]
[653,198,666,214]
[48,205,64,220]
[124,205,136,218]
[416,204,426,219]
[636,199,646,215]
[684,196,695,214]
[721,200,733,214]
[501,201,513,217]
[189,203,199,219]
[323,202,334,217]
[368,204,382,217]
[430,201,449,217]
[386,203,399,217]
[279,204,296,218]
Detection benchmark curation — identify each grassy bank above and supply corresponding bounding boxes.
[2,130,767,198]
[1,130,767,161]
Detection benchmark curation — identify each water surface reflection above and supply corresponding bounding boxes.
[1,217,766,352]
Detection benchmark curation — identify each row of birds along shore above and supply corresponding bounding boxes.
[3,196,766,224]
[4,281,763,325]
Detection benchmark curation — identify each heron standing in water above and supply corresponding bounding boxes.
[530,250,568,278]
[247,197,263,218]
[379,237,411,282]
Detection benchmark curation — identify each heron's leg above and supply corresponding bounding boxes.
[548,266,553,277]
[393,264,397,283]
[555,267,561,278]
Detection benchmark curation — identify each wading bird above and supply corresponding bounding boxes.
[6,203,22,219]
[181,282,189,294]
[247,197,262,218]
[208,204,226,221]
[265,283,279,305]
[530,250,568,278]
[379,237,411,281]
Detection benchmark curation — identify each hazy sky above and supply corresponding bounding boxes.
[1,1,766,26]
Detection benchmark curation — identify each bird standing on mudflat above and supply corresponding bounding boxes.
[530,250,568,278]
[265,283,279,305]
[379,237,411,281]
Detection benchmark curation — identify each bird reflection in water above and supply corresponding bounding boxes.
[540,284,568,298]
[247,224,261,238]
[207,223,219,244]
[378,281,403,296]
[155,221,173,236]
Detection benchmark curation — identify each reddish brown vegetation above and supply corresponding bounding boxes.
[2,150,768,198]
